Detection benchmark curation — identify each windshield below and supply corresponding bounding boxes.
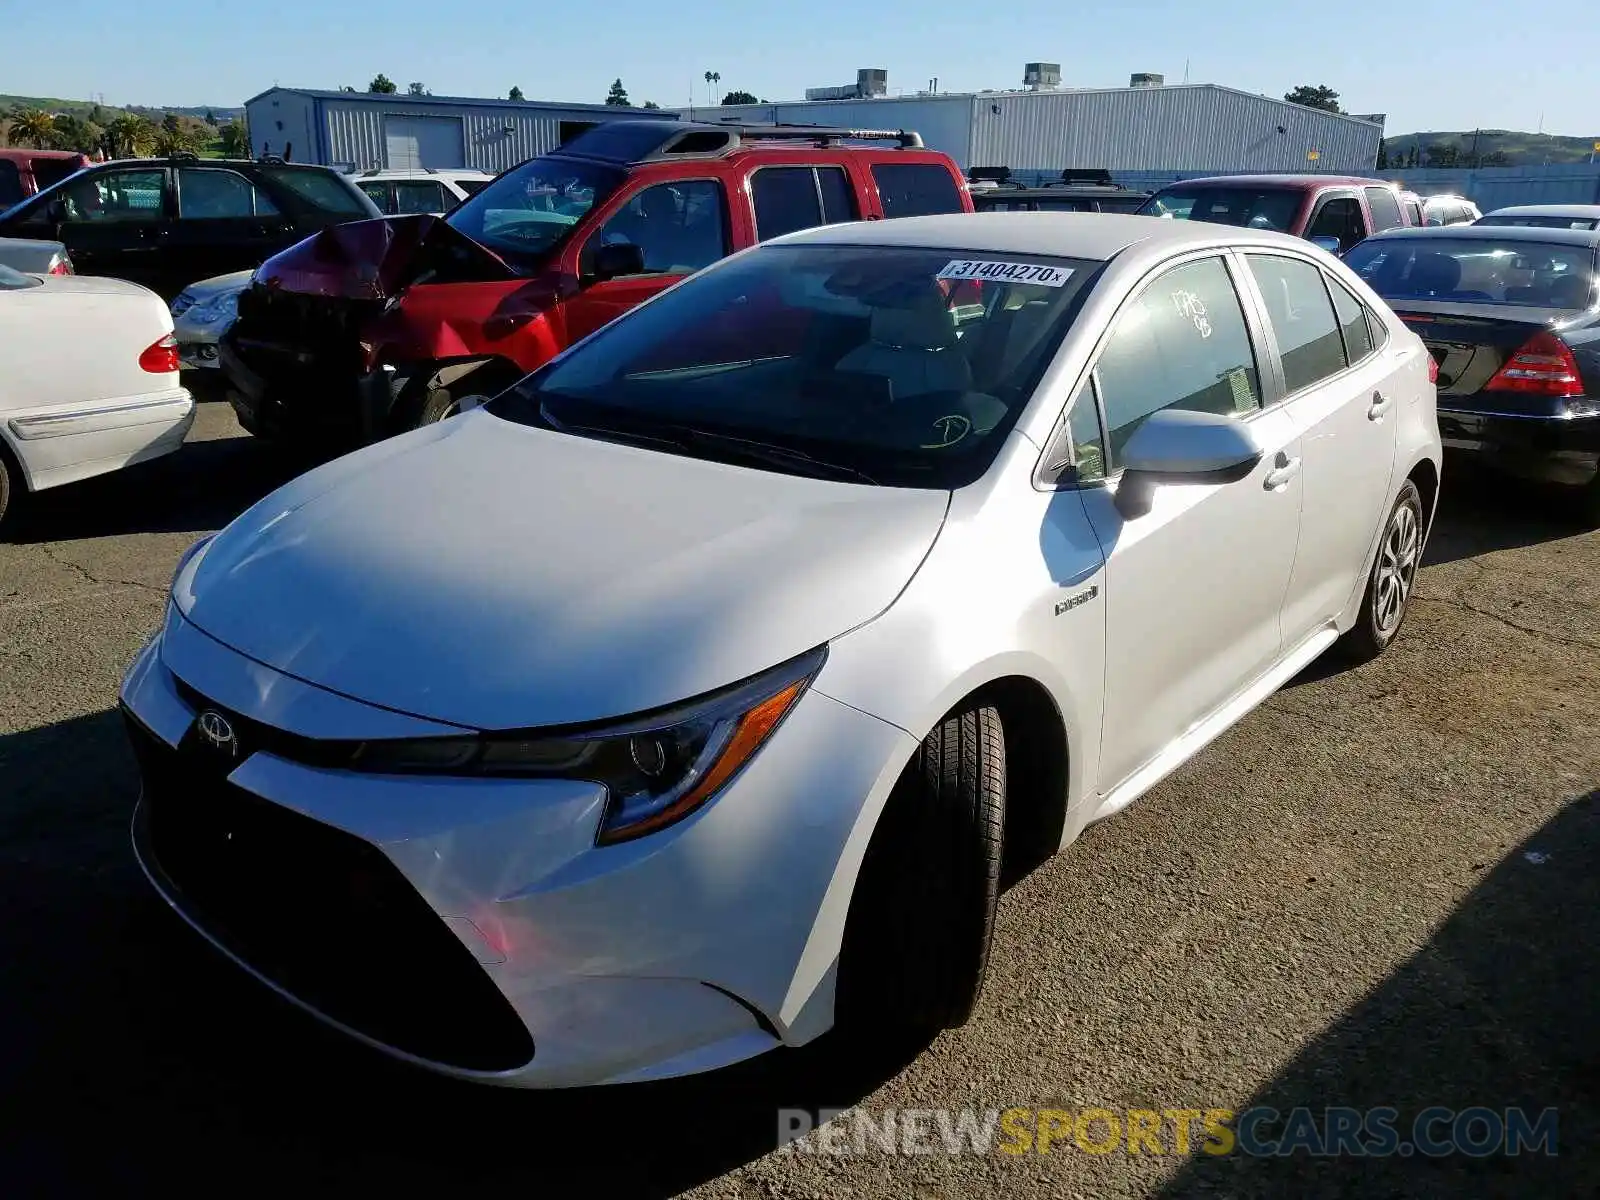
[1138,186,1303,232]
[258,166,376,218]
[491,243,1101,488]
[1344,237,1600,310]
[1477,214,1600,231]
[447,157,624,267]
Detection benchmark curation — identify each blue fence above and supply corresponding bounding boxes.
[1016,164,1600,209]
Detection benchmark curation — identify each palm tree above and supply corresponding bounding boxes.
[6,108,59,149]
[104,113,157,158]
[218,120,251,158]
[703,70,721,104]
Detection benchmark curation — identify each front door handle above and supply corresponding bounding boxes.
[1368,390,1393,421]
[1264,453,1302,491]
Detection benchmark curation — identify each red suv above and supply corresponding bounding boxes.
[1135,174,1412,254]
[0,149,92,208]
[221,120,973,447]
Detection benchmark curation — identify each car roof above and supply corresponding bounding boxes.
[1157,173,1389,190]
[351,168,492,179]
[778,211,1325,259]
[1482,204,1600,218]
[1360,223,1600,247]
[974,185,1148,199]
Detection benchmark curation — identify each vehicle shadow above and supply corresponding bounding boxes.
[5,416,301,545]
[0,708,928,1195]
[1419,455,1592,568]
[1158,788,1600,1198]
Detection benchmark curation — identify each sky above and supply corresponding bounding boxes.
[7,0,1599,137]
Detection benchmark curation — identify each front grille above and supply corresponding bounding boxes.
[125,706,536,1073]
[233,283,384,360]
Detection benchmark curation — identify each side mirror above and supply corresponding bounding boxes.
[1113,409,1264,520]
[587,241,645,283]
[1308,235,1343,255]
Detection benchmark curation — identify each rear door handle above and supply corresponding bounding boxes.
[1368,390,1393,420]
[1264,453,1302,491]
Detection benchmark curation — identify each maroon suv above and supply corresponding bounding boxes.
[1136,174,1412,253]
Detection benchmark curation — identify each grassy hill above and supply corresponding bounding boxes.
[0,94,242,123]
[1384,129,1599,168]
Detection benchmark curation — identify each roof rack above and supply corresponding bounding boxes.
[1058,168,1115,187]
[649,122,925,158]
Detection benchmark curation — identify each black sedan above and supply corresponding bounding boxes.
[1344,225,1600,525]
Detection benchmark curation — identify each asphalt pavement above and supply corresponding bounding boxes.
[1,399,1596,1197]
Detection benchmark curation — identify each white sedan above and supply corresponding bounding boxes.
[1,265,193,529]
[120,214,1439,1087]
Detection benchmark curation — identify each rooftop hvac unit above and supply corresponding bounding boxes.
[1130,72,1164,88]
[1023,62,1061,91]
[857,68,888,97]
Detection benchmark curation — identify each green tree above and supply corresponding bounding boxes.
[642,100,660,109]
[407,81,430,97]
[6,108,59,149]
[204,109,218,126]
[161,112,182,135]
[52,114,104,155]
[219,119,251,157]
[508,86,524,101]
[1480,150,1510,167]
[105,113,157,157]
[369,74,398,94]
[1425,142,1460,168]
[606,78,630,106]
[1376,143,1389,170]
[721,90,757,105]
[1283,84,1342,114]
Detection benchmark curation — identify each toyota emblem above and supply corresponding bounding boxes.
[196,710,238,757]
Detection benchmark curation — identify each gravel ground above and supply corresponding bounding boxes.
[2,400,1596,1197]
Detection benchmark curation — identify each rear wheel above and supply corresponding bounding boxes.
[1339,479,1424,664]
[0,440,21,537]
[837,703,1005,1033]
[1578,474,1600,531]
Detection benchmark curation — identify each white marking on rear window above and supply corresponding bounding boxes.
[938,260,1074,286]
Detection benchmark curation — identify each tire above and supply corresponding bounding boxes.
[837,703,1006,1033]
[415,385,463,428]
[1338,479,1424,664]
[1578,474,1600,531]
[0,440,21,538]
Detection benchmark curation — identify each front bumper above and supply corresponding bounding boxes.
[219,333,396,448]
[1437,405,1600,485]
[120,608,916,1088]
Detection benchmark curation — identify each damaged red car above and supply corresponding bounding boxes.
[219,120,972,448]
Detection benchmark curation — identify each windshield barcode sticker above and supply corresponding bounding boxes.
[938,260,1074,286]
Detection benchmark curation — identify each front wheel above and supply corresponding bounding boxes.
[836,703,1006,1033]
[1339,479,1424,664]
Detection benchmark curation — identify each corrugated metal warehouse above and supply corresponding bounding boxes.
[243,88,679,173]
[246,78,1382,178]
[685,83,1384,176]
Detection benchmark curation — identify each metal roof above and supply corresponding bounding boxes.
[778,210,1340,259]
[245,86,675,116]
[1361,224,1600,246]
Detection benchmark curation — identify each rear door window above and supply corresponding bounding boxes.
[176,167,281,218]
[259,166,374,217]
[1364,186,1405,232]
[394,180,449,214]
[752,167,823,240]
[356,180,392,212]
[0,161,22,208]
[1245,254,1348,393]
[871,163,965,218]
[817,167,856,224]
[31,158,83,190]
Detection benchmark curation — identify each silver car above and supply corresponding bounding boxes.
[171,269,253,372]
[0,236,71,277]
[121,214,1441,1088]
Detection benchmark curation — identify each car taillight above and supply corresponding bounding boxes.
[1427,357,1439,383]
[1485,331,1583,397]
[139,333,180,374]
[48,257,72,276]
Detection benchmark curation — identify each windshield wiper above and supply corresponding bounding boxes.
[538,399,876,483]
[675,429,879,485]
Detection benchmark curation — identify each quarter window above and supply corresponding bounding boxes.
[752,168,822,241]
[870,163,965,218]
[1246,255,1347,393]
[357,181,391,212]
[587,180,728,276]
[176,168,280,218]
[1066,383,1108,482]
[1094,256,1262,463]
[1327,276,1378,365]
[59,168,165,222]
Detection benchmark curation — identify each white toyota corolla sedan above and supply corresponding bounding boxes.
[121,214,1440,1088]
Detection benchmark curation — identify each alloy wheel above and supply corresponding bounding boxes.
[1374,500,1420,634]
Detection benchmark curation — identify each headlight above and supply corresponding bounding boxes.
[347,646,827,844]
[187,291,241,325]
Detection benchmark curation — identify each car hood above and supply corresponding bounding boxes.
[177,413,950,730]
[33,273,160,299]
[253,214,518,301]
[182,269,255,301]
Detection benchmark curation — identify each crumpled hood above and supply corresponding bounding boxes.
[253,214,517,301]
[176,413,950,730]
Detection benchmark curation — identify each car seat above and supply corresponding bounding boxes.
[835,286,973,400]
